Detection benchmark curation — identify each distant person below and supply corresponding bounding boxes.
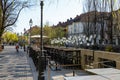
[1,43,4,49]
[20,44,22,49]
[27,45,30,53]
[15,43,19,52]
[23,44,26,52]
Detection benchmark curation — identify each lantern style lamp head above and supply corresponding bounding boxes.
[24,28,26,32]
[29,19,33,27]
[40,0,44,6]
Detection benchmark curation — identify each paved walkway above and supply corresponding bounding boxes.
[0,46,90,80]
[0,46,37,80]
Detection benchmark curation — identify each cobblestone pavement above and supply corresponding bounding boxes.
[0,46,34,80]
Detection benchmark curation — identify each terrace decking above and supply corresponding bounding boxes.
[65,68,120,80]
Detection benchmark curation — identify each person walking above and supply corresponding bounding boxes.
[15,43,19,52]
[23,44,26,52]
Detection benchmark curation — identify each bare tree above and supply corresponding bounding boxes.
[112,0,120,45]
[83,0,93,38]
[109,0,114,44]
[83,0,120,45]
[92,0,98,45]
[98,0,109,44]
[0,0,30,43]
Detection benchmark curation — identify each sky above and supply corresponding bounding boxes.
[14,0,83,34]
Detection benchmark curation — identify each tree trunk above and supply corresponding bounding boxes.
[0,28,4,44]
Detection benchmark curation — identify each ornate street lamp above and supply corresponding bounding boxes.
[38,0,44,80]
[40,0,44,56]
[29,19,33,46]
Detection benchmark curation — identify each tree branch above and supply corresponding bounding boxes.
[4,7,23,28]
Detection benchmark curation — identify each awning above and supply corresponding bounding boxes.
[31,35,48,38]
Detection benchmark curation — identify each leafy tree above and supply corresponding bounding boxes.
[43,25,66,44]
[2,32,18,43]
[11,33,18,42]
[43,24,66,39]
[43,25,55,39]
[0,0,30,43]
[30,26,40,36]
[54,26,66,38]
